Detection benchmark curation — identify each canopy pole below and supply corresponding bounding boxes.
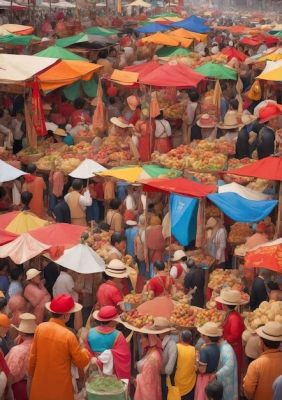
[274,181,282,238]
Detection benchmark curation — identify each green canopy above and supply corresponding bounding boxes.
[156,46,191,58]
[142,164,182,178]
[35,45,87,61]
[0,34,41,46]
[85,26,118,36]
[195,62,237,80]
[63,77,98,101]
[274,31,282,38]
[56,33,88,48]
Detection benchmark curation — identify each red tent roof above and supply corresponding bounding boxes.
[221,47,247,62]
[124,60,161,80]
[0,229,18,246]
[252,34,279,46]
[240,37,263,46]
[0,211,19,230]
[30,223,86,248]
[141,177,216,198]
[139,62,205,88]
[226,156,282,181]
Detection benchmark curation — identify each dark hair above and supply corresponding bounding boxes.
[226,304,236,311]
[268,281,279,291]
[21,191,33,208]
[0,187,6,199]
[0,297,7,311]
[109,198,121,210]
[0,264,8,272]
[154,261,165,271]
[187,88,200,102]
[205,381,223,400]
[98,49,108,59]
[0,109,4,118]
[220,82,228,92]
[109,97,116,105]
[181,330,193,344]
[26,163,36,174]
[10,267,23,281]
[155,111,164,120]
[229,98,239,110]
[208,336,221,343]
[111,232,126,246]
[74,98,85,110]
[51,312,63,318]
[261,337,281,349]
[99,222,110,232]
[94,319,110,325]
[72,179,83,191]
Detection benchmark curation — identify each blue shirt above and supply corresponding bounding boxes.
[116,182,128,202]
[0,276,9,296]
[63,135,74,146]
[8,281,23,298]
[199,343,220,373]
[125,227,138,257]
[220,97,229,122]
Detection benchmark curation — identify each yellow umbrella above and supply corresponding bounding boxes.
[167,33,193,48]
[99,166,144,183]
[5,211,49,234]
[258,52,282,62]
[257,63,282,81]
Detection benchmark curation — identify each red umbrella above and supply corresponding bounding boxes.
[245,239,282,273]
[226,156,282,181]
[29,223,86,248]
[0,229,18,246]
[240,37,263,46]
[221,47,247,62]
[124,60,161,80]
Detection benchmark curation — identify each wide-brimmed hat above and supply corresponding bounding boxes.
[45,294,82,314]
[206,217,217,229]
[256,321,282,341]
[241,110,257,126]
[198,322,223,337]
[12,313,37,334]
[93,306,118,322]
[45,122,58,133]
[127,95,140,111]
[218,110,241,130]
[215,288,249,305]
[54,128,67,137]
[26,268,41,281]
[171,249,187,262]
[110,117,133,129]
[126,220,137,226]
[105,259,129,279]
[152,317,171,330]
[259,103,282,123]
[197,114,217,128]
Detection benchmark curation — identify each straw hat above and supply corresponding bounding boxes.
[198,322,223,337]
[218,110,241,130]
[152,317,171,330]
[171,249,187,262]
[110,117,133,129]
[105,259,129,279]
[197,114,217,129]
[12,313,37,334]
[215,288,249,305]
[26,268,41,281]
[54,128,67,137]
[127,95,140,111]
[45,294,82,314]
[45,122,58,133]
[241,110,257,126]
[206,217,217,229]
[93,306,118,322]
[126,220,137,226]
[256,321,282,341]
[259,103,282,124]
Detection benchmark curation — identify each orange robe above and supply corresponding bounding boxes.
[22,176,46,218]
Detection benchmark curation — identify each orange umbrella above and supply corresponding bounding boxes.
[141,32,179,47]
[245,239,282,273]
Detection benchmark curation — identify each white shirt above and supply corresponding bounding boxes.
[125,194,136,210]
[155,119,172,138]
[213,227,227,263]
[64,189,92,210]
[11,119,24,140]
[170,262,188,279]
[53,271,78,301]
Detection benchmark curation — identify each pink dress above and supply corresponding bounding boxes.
[134,348,162,400]
[23,283,50,323]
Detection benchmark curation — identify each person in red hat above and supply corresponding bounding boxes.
[28,295,90,400]
[257,103,282,159]
[86,306,131,380]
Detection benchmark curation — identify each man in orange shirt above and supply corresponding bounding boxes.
[22,163,46,218]
[243,321,282,400]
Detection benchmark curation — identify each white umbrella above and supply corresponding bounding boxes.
[69,158,107,179]
[127,0,151,7]
[55,243,105,274]
[218,182,270,201]
[0,159,26,182]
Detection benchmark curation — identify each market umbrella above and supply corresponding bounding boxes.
[35,45,88,61]
[168,29,207,42]
[136,23,171,34]
[0,211,49,234]
[0,229,18,246]
[171,16,210,33]
[30,223,86,248]
[245,238,282,273]
[56,33,115,48]
[141,32,179,47]
[195,62,237,80]
[0,233,51,264]
[126,0,151,7]
[85,27,118,36]
[54,243,105,274]
[218,182,270,201]
[99,166,144,183]
[69,158,106,179]
[274,31,282,38]
[156,46,191,58]
[0,160,26,182]
[0,24,33,35]
[258,48,282,62]
[221,47,247,62]
[0,34,41,46]
[226,156,282,181]
[257,60,282,81]
[124,60,161,79]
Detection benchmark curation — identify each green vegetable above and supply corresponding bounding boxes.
[87,376,124,394]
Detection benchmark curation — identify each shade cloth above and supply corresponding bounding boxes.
[142,164,181,178]
[85,27,118,36]
[141,177,216,198]
[35,45,88,61]
[0,24,33,35]
[41,1,76,8]
[140,62,205,88]
[56,33,114,48]
[244,238,282,273]
[69,159,106,179]
[0,233,50,264]
[156,46,191,58]
[257,60,282,81]
[221,47,247,62]
[165,33,193,48]
[54,243,105,274]
[110,69,139,85]
[258,48,282,62]
[100,167,143,183]
[137,23,171,33]
[226,156,282,181]
[170,194,198,246]
[127,0,151,7]
[0,160,26,182]
[218,182,270,201]
[207,192,278,222]
[141,32,179,46]
[172,16,210,33]
[124,60,161,80]
[0,34,40,46]
[0,229,18,246]
[169,28,207,42]
[195,62,237,80]
[0,211,48,234]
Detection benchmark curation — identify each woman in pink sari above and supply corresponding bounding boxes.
[134,334,162,400]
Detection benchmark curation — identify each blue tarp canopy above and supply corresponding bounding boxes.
[170,194,198,246]
[172,15,210,33]
[136,22,171,33]
[207,192,278,223]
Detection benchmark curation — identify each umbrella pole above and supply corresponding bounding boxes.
[274,181,282,238]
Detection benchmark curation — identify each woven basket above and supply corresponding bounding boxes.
[18,152,44,165]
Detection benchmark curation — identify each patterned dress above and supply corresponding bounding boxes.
[216,341,238,400]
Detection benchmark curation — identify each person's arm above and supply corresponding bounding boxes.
[216,347,233,381]
[69,333,90,369]
[79,189,92,207]
[164,341,177,376]
[113,213,123,233]
[243,361,259,400]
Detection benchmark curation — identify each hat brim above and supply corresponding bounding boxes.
[110,117,131,129]
[55,131,67,137]
[45,302,82,314]
[197,121,216,128]
[256,325,282,341]
[215,296,249,305]
[217,123,241,130]
[171,255,187,262]
[93,310,118,322]
[26,271,41,281]
[105,270,129,279]
[116,316,172,334]
[197,325,223,337]
[241,116,257,126]
[12,324,37,334]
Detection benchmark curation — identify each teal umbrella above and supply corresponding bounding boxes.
[274,31,282,38]
[156,46,191,58]
[0,34,40,46]
[35,45,88,61]
[56,33,88,48]
[195,62,237,80]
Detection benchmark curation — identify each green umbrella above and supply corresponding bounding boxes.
[142,164,182,178]
[274,31,282,38]
[85,26,118,36]
[156,46,191,58]
[0,34,41,46]
[195,62,237,80]
[56,33,87,48]
[35,45,88,61]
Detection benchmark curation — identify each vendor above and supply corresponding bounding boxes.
[245,221,268,251]
[235,111,262,159]
[205,217,227,268]
[107,232,127,262]
[250,268,270,311]
[146,261,176,299]
[64,179,92,226]
[257,102,282,159]
[196,114,217,140]
[217,110,241,142]
[154,111,172,154]
[123,96,141,125]
[169,250,188,284]
[184,259,205,308]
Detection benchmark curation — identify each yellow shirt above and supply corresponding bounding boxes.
[175,343,196,396]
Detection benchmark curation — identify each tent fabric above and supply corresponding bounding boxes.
[35,45,88,61]
[0,34,40,46]
[100,166,143,183]
[172,16,210,33]
[69,159,106,179]
[258,48,282,62]
[274,31,282,38]
[240,37,262,46]
[165,34,193,48]
[244,238,282,273]
[0,211,19,230]
[0,233,50,264]
[55,243,105,274]
[56,33,102,48]
[0,24,33,35]
[169,28,207,42]
[156,46,191,58]
[111,69,139,85]
[257,60,282,81]
[124,60,161,79]
[30,223,85,248]
[140,62,205,88]
[0,229,18,246]
[0,160,26,182]
[41,1,76,8]
[218,182,270,201]
[221,47,247,62]
[0,211,49,234]
[141,32,179,46]
[142,164,181,178]
[137,23,171,33]
[0,54,58,83]
[38,60,102,91]
[195,62,237,80]
[85,27,118,36]
[226,156,282,181]
[127,0,151,7]
[141,177,216,198]
[207,192,278,222]
[170,194,198,246]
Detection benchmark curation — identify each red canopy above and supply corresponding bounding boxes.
[29,223,86,248]
[124,60,161,80]
[252,34,279,46]
[141,177,216,198]
[0,229,18,246]
[221,47,247,62]
[226,156,282,181]
[240,37,262,46]
[0,211,19,230]
[245,239,282,273]
[139,63,205,88]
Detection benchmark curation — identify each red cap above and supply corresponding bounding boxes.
[107,85,118,97]
[259,103,282,123]
[49,295,75,313]
[93,306,118,322]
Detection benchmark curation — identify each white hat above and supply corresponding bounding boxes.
[110,117,133,129]
[218,110,241,130]
[198,322,223,337]
[12,313,37,334]
[54,128,67,137]
[211,45,219,55]
[26,268,41,281]
[171,249,187,262]
[45,122,58,132]
[241,110,257,126]
[256,321,282,342]
[105,259,128,279]
[215,288,249,305]
[126,220,137,226]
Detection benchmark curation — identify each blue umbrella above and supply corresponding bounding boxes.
[172,15,210,33]
[137,22,171,34]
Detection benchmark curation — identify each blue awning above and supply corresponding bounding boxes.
[172,15,210,33]
[170,194,198,246]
